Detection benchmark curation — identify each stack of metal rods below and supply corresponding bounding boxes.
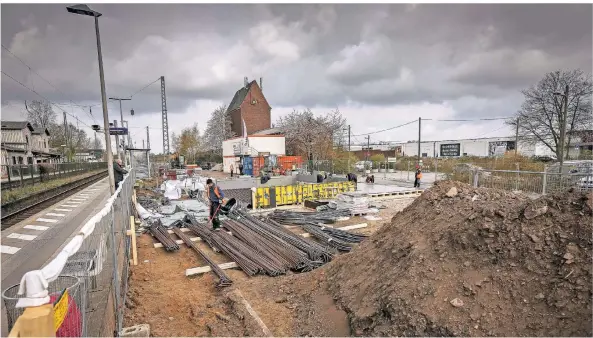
[148,219,180,251]
[299,223,354,252]
[319,226,367,243]
[184,220,286,276]
[170,226,232,287]
[268,209,351,225]
[224,218,317,272]
[241,213,334,264]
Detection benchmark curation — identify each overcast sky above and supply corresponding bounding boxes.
[2,3,592,154]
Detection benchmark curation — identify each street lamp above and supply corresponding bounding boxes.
[553,85,569,172]
[67,4,115,194]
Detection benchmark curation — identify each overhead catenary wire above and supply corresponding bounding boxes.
[2,70,96,132]
[2,44,99,124]
[129,77,161,98]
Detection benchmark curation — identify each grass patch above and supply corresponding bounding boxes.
[1,170,106,205]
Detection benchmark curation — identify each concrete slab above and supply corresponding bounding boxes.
[120,324,150,337]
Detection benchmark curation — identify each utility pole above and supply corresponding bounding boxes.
[113,120,120,161]
[348,125,351,152]
[515,117,520,156]
[146,125,151,177]
[366,135,370,162]
[417,117,421,167]
[63,112,68,162]
[160,76,170,155]
[109,97,130,161]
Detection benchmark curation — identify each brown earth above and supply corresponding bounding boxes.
[321,181,592,336]
[123,196,415,336]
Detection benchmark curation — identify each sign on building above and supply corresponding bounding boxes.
[387,157,397,163]
[440,143,460,157]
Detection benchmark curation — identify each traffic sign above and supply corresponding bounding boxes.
[109,127,128,135]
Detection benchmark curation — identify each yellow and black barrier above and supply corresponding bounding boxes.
[252,181,355,209]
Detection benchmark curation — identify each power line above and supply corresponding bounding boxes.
[2,43,98,123]
[129,77,161,98]
[422,117,514,122]
[351,119,418,137]
[2,70,95,131]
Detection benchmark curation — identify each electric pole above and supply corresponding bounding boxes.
[161,76,170,155]
[515,117,519,156]
[417,117,421,167]
[366,135,370,162]
[146,126,150,149]
[348,125,351,152]
[113,120,120,161]
[109,97,130,162]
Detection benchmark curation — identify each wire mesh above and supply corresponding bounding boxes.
[3,276,84,336]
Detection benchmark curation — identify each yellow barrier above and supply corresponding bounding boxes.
[8,304,55,337]
[252,181,354,209]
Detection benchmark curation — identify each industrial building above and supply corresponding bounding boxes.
[349,136,563,159]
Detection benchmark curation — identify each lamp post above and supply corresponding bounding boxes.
[67,4,115,194]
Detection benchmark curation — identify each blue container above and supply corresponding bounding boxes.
[242,157,253,176]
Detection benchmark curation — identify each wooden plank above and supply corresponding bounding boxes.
[185,261,239,276]
[229,289,273,337]
[130,216,138,266]
[154,237,201,248]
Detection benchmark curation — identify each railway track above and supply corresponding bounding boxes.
[1,170,108,230]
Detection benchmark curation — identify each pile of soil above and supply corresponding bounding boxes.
[323,181,592,336]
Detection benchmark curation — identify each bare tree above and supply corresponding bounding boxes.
[276,108,346,161]
[203,104,235,155]
[508,69,592,159]
[171,123,203,163]
[25,100,56,129]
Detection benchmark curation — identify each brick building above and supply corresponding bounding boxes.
[226,78,271,137]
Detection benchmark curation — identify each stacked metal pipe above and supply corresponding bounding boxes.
[148,219,179,251]
[268,209,351,225]
[170,226,232,287]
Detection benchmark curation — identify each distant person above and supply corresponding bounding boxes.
[347,173,358,189]
[230,164,234,178]
[113,159,128,189]
[371,175,375,183]
[414,169,422,188]
[205,179,224,231]
[239,162,244,175]
[317,173,324,183]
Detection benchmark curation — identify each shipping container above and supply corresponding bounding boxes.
[242,157,253,176]
[278,156,303,170]
[252,156,265,177]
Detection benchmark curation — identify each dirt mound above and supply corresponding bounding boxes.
[324,181,592,336]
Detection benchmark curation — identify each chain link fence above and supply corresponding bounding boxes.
[2,168,136,336]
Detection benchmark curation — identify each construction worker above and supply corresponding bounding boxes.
[205,179,224,230]
[414,168,422,188]
[113,159,128,190]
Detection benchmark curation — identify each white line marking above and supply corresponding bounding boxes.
[46,213,65,217]
[55,208,72,212]
[36,218,58,223]
[70,199,86,202]
[61,205,78,208]
[24,225,49,231]
[8,233,37,241]
[1,245,20,254]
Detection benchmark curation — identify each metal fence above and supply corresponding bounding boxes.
[1,162,107,191]
[2,168,136,337]
[448,168,593,195]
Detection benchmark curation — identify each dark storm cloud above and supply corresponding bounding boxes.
[1,3,591,117]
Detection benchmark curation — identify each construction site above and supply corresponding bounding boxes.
[119,165,592,337]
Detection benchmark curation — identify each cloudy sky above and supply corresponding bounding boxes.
[2,3,592,154]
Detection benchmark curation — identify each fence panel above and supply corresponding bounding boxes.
[3,168,136,337]
[1,162,107,191]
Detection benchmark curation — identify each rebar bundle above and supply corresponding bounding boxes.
[148,219,179,251]
[170,226,232,287]
[268,209,351,225]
